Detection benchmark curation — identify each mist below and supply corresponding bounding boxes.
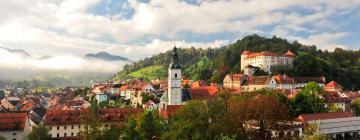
[0,48,128,85]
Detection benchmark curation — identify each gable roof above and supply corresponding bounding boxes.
[0,113,28,131]
[243,76,272,85]
[325,81,342,88]
[297,112,353,123]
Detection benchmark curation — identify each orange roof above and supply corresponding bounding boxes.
[325,81,341,88]
[242,50,250,55]
[159,105,182,119]
[296,112,353,123]
[119,85,128,91]
[244,51,295,59]
[284,50,295,57]
[0,113,28,131]
[45,108,142,125]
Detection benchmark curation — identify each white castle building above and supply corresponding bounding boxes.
[240,50,295,72]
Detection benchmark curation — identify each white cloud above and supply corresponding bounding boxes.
[0,0,359,61]
[298,32,348,51]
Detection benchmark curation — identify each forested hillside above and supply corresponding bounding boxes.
[115,34,360,90]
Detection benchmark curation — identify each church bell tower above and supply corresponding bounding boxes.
[168,46,182,105]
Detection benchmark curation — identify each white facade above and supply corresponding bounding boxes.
[241,51,294,72]
[0,118,30,140]
[168,69,182,105]
[48,124,83,138]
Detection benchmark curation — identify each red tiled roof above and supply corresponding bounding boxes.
[284,50,295,57]
[244,76,272,85]
[0,113,28,131]
[242,50,250,55]
[296,112,353,123]
[325,81,341,88]
[159,105,182,119]
[45,108,142,125]
[119,85,128,91]
[189,89,212,100]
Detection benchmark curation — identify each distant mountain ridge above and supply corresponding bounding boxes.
[0,47,30,57]
[85,51,130,61]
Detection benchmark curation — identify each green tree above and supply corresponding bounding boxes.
[351,98,360,116]
[138,111,165,139]
[120,119,142,140]
[100,124,121,140]
[302,123,331,140]
[0,135,5,140]
[291,82,327,115]
[27,124,51,140]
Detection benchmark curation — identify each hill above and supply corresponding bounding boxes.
[115,34,360,90]
[85,51,130,61]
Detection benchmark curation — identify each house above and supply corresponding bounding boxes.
[240,50,295,72]
[324,81,343,92]
[296,112,359,139]
[45,108,142,139]
[141,84,155,93]
[119,85,128,97]
[96,94,108,104]
[28,106,47,126]
[223,74,245,90]
[273,75,326,90]
[241,76,277,92]
[110,84,121,94]
[0,113,31,140]
[143,100,158,111]
[1,96,20,111]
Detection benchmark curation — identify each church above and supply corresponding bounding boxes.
[159,46,191,118]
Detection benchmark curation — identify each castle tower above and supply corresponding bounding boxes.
[240,50,250,70]
[168,46,182,105]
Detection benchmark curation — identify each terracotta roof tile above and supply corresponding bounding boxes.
[0,113,28,131]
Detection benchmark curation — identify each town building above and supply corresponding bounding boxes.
[240,50,295,72]
[0,113,31,140]
[159,47,191,118]
[45,108,142,139]
[296,112,360,139]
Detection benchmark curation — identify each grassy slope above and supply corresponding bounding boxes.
[126,65,166,81]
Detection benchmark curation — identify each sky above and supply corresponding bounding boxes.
[0,0,360,73]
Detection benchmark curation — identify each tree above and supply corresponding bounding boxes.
[162,99,229,140]
[229,94,293,140]
[138,111,165,139]
[0,90,4,100]
[291,82,327,115]
[120,119,142,140]
[99,124,121,140]
[351,98,360,116]
[302,123,331,140]
[27,124,51,140]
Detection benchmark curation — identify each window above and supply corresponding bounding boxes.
[50,126,52,130]
[175,73,178,78]
[57,126,59,130]
[78,125,81,129]
[64,126,67,130]
[71,133,74,136]
[64,133,67,137]
[57,133,59,138]
[13,133,16,135]
[71,125,74,129]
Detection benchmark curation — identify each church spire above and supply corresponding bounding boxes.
[169,46,181,69]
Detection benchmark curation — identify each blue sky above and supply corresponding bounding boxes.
[0,0,359,61]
